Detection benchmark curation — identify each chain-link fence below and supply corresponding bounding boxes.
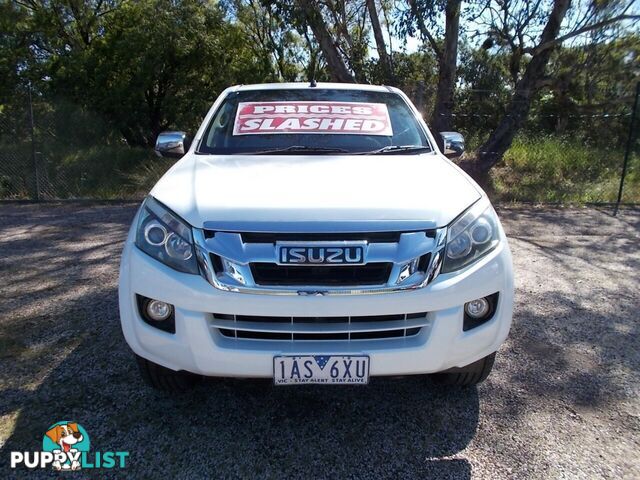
[0,90,81,199]
[0,86,160,200]
[0,146,33,199]
[1,84,638,205]
[0,101,36,199]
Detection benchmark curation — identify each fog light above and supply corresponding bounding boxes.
[146,300,173,321]
[464,297,490,319]
[137,295,175,333]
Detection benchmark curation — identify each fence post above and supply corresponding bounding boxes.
[28,82,40,201]
[614,81,640,216]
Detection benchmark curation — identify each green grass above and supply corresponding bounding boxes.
[490,136,639,203]
[0,142,160,199]
[52,144,157,198]
[122,158,176,196]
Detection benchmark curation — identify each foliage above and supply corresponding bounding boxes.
[0,0,638,200]
[46,0,273,146]
[54,145,154,198]
[123,158,176,198]
[455,46,513,137]
[491,136,639,203]
[528,35,640,148]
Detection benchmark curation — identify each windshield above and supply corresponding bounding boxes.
[197,89,432,155]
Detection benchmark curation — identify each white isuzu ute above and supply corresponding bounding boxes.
[118,82,514,391]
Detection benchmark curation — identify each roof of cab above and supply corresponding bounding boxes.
[231,82,397,93]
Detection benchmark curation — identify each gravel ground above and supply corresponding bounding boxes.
[0,203,638,479]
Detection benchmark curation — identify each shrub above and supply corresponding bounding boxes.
[47,145,155,198]
[490,136,639,203]
[123,158,177,197]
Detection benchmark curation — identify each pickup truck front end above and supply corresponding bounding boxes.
[118,82,514,391]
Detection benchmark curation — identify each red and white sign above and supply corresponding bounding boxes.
[233,101,393,136]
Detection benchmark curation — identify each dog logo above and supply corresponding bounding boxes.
[42,421,90,471]
[10,420,128,470]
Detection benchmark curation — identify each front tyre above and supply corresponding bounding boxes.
[431,352,496,386]
[135,354,201,392]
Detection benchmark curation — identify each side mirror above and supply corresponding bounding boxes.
[439,131,465,158]
[155,131,191,159]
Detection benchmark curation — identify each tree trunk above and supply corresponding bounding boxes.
[431,0,461,133]
[297,0,355,83]
[471,0,571,176]
[366,0,393,85]
[414,80,425,114]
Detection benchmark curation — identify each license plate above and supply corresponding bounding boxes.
[273,355,370,385]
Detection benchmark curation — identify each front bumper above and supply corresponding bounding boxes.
[118,225,514,378]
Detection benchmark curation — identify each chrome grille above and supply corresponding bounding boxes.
[210,312,430,341]
[193,226,447,295]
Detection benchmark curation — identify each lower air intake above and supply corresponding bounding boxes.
[210,312,429,341]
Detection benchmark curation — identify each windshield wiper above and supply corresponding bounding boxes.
[360,145,432,155]
[253,145,350,155]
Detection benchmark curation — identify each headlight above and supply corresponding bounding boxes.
[135,197,199,274]
[442,199,500,273]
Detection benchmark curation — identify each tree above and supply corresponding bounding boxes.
[295,0,356,82]
[456,46,512,137]
[232,0,305,82]
[468,0,572,177]
[3,0,638,169]
[31,0,272,146]
[537,35,640,146]
[366,0,394,84]
[403,0,462,132]
[467,0,640,177]
[0,1,31,102]
[433,0,461,133]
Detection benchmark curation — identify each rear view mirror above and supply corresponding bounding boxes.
[155,131,191,159]
[439,131,465,158]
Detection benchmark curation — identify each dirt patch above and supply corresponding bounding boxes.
[0,202,638,478]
